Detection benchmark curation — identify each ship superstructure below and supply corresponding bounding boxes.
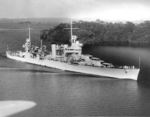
[6,22,140,80]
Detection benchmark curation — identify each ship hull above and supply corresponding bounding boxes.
[6,52,140,80]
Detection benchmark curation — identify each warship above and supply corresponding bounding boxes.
[6,22,140,80]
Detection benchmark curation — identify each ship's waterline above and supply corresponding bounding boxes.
[6,51,140,80]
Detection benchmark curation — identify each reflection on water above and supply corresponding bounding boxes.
[0,46,150,116]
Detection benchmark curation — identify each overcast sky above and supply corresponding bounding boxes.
[0,0,150,22]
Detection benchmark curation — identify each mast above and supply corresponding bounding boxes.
[28,26,31,40]
[40,39,43,49]
[24,26,31,52]
[70,19,79,44]
[64,19,78,44]
[70,19,73,42]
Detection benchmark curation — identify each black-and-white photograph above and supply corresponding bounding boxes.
[0,0,149,116]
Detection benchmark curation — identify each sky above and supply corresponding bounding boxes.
[0,0,150,22]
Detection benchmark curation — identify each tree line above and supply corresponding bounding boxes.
[40,20,150,47]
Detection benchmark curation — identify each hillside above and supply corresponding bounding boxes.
[40,20,150,47]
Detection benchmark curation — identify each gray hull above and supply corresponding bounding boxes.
[6,52,140,80]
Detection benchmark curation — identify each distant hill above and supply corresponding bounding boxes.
[40,20,150,47]
[0,17,70,26]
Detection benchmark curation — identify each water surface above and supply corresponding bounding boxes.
[0,46,150,116]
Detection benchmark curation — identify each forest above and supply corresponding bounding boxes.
[40,20,150,47]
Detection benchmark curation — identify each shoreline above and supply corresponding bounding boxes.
[83,41,150,48]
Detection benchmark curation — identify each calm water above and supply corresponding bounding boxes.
[0,46,150,116]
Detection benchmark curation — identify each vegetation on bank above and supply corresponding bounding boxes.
[40,20,150,47]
